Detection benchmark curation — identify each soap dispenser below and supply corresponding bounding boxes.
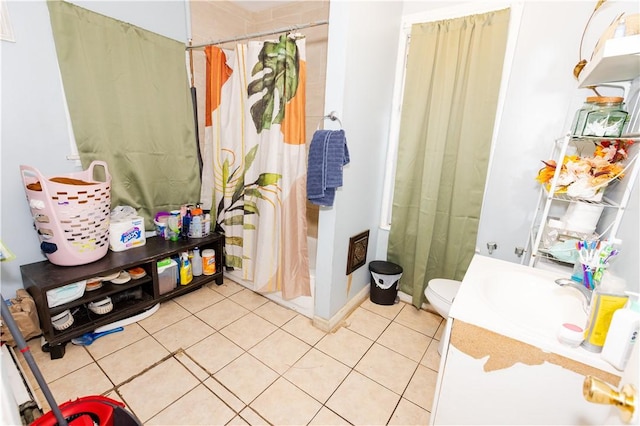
[601,292,640,371]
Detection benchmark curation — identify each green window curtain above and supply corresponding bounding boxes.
[47,0,200,228]
[388,8,510,308]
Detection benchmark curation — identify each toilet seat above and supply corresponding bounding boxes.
[425,278,462,355]
[425,278,461,306]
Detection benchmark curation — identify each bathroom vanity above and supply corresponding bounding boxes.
[430,254,636,425]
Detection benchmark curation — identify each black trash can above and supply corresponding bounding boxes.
[369,261,403,305]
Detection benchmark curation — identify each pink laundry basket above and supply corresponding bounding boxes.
[20,161,112,266]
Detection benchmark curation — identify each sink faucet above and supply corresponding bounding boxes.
[555,278,592,305]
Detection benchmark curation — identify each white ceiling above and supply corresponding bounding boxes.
[230,1,294,13]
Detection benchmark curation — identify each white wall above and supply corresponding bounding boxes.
[315,0,403,319]
[0,1,188,298]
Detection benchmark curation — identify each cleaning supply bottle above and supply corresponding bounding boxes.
[202,248,216,275]
[601,292,640,371]
[181,206,192,240]
[582,287,628,353]
[179,252,193,285]
[190,208,203,238]
[192,247,203,277]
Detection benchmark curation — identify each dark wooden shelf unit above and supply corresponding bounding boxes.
[21,234,223,359]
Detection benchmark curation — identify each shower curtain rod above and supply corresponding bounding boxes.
[186,19,328,49]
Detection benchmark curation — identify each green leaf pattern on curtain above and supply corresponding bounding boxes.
[215,37,300,266]
[216,144,282,268]
[202,36,311,300]
[247,35,300,133]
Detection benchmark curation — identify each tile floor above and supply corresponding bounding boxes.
[17,278,445,425]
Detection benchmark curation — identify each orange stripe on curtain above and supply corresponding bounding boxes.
[281,60,306,145]
[204,46,232,127]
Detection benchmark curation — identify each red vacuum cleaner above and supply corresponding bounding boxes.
[2,293,142,426]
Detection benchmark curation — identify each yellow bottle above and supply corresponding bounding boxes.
[179,252,193,285]
[582,290,628,352]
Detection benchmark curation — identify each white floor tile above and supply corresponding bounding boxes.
[281,314,327,346]
[195,298,249,330]
[174,285,225,313]
[229,288,269,311]
[309,406,349,425]
[345,306,392,340]
[185,332,244,374]
[254,300,298,327]
[97,336,170,385]
[137,300,191,334]
[395,303,443,337]
[355,342,418,394]
[214,353,278,404]
[219,312,277,350]
[84,323,149,360]
[284,348,351,404]
[251,377,322,425]
[376,322,431,362]
[146,384,235,425]
[389,397,431,425]
[326,370,400,425]
[118,357,199,422]
[315,327,373,367]
[152,314,215,352]
[249,329,310,374]
[46,363,113,405]
[29,290,440,426]
[403,364,439,411]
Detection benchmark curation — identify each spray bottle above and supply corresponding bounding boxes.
[179,252,193,285]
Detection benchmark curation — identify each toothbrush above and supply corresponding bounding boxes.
[603,249,619,264]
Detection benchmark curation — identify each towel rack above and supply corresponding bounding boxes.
[316,111,343,130]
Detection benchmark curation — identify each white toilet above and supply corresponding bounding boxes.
[424,278,461,354]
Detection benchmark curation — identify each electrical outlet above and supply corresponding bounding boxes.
[346,230,369,275]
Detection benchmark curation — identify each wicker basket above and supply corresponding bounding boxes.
[20,161,112,266]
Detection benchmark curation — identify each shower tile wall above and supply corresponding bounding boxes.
[190,0,329,239]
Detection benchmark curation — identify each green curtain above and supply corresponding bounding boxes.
[388,9,510,308]
[47,0,200,229]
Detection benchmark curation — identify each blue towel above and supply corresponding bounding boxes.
[307,130,350,207]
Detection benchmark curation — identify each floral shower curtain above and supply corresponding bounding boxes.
[200,36,311,300]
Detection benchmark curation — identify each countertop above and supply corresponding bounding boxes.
[449,254,620,376]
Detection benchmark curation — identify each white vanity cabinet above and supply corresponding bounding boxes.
[431,321,631,425]
[429,255,635,425]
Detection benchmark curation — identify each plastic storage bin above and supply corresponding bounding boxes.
[157,258,178,295]
[369,261,403,305]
